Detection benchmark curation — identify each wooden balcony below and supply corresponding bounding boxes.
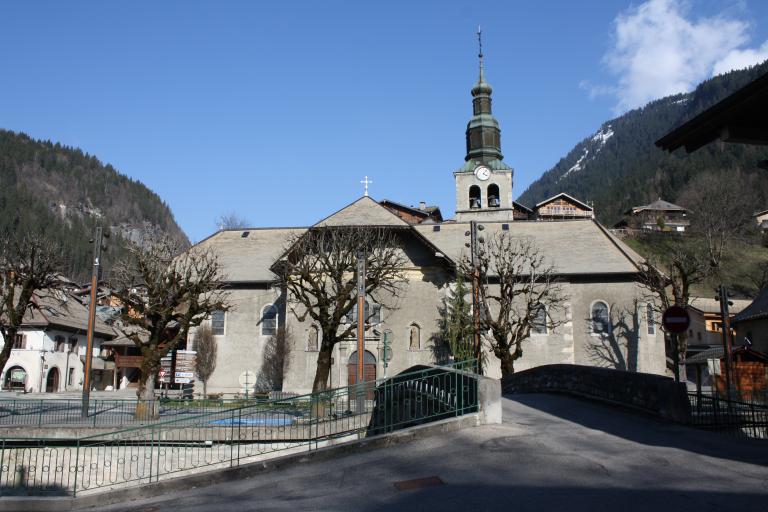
[115,354,143,368]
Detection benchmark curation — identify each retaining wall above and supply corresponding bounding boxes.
[502,364,690,422]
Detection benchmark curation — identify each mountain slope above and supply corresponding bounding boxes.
[518,62,768,223]
[0,129,188,281]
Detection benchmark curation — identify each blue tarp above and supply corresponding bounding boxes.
[209,417,294,426]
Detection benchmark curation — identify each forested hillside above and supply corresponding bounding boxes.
[0,129,188,281]
[518,61,768,224]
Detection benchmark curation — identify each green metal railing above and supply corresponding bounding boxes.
[688,392,768,440]
[0,360,478,497]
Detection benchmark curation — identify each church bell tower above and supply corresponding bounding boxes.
[454,29,515,222]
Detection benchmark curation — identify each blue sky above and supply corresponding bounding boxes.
[1,1,767,242]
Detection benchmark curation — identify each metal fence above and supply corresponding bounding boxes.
[0,397,292,428]
[0,360,478,497]
[688,392,768,440]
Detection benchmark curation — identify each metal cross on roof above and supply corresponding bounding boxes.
[361,176,373,197]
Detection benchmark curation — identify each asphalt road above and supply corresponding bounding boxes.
[96,394,768,512]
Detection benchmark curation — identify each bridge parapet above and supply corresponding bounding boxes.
[502,364,690,423]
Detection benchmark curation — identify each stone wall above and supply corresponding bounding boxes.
[502,364,690,422]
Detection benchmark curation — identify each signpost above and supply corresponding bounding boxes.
[662,306,690,383]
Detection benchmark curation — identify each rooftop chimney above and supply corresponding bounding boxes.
[419,201,427,211]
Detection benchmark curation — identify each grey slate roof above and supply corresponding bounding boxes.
[733,287,768,323]
[197,200,644,284]
[689,297,752,315]
[632,199,687,213]
[24,291,114,338]
[315,197,411,227]
[196,227,306,283]
[415,219,642,275]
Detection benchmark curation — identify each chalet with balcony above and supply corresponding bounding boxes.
[533,193,594,221]
[620,199,689,233]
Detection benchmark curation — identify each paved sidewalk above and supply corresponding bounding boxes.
[95,394,768,512]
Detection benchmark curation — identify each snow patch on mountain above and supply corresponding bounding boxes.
[558,125,614,182]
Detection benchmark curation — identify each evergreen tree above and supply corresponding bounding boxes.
[438,274,475,362]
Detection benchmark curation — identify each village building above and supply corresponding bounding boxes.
[379,199,443,224]
[733,287,768,355]
[754,208,768,233]
[532,192,594,221]
[686,297,752,353]
[616,199,689,233]
[189,51,668,396]
[0,290,115,393]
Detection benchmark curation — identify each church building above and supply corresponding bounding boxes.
[192,49,667,396]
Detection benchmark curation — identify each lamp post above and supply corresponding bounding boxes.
[82,226,108,418]
[464,221,485,374]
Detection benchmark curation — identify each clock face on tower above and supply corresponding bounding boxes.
[474,165,491,181]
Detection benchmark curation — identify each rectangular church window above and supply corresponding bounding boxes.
[211,310,225,336]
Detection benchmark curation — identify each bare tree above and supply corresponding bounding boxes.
[678,170,760,268]
[636,236,713,381]
[0,231,64,373]
[193,324,217,399]
[112,237,229,417]
[275,227,407,392]
[256,327,292,392]
[469,233,568,378]
[216,212,251,230]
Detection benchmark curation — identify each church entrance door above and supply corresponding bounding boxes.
[347,350,376,400]
[46,367,60,393]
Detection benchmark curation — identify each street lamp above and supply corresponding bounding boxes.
[464,221,485,374]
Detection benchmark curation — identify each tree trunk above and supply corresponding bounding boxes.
[202,380,208,400]
[499,351,515,379]
[135,372,158,419]
[0,327,18,378]
[312,345,333,393]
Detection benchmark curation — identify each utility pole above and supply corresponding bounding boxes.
[82,226,107,418]
[465,221,484,374]
[716,285,735,399]
[356,251,366,413]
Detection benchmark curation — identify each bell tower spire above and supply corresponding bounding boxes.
[454,28,514,222]
[465,26,503,163]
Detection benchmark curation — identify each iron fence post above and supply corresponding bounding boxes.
[230,407,235,467]
[236,406,241,465]
[0,438,5,493]
[73,438,80,497]
[156,423,162,483]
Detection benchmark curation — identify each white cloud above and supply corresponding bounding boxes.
[597,0,767,113]
[713,40,768,75]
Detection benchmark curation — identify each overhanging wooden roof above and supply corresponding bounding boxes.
[656,70,768,153]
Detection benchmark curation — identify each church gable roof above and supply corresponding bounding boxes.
[195,227,306,283]
[314,196,411,228]
[415,219,641,275]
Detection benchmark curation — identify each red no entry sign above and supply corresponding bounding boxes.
[662,305,690,334]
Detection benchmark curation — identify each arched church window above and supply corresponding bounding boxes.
[487,184,500,207]
[347,300,381,325]
[469,186,481,209]
[409,324,421,350]
[531,305,547,334]
[591,301,610,335]
[261,304,277,336]
[307,325,319,351]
